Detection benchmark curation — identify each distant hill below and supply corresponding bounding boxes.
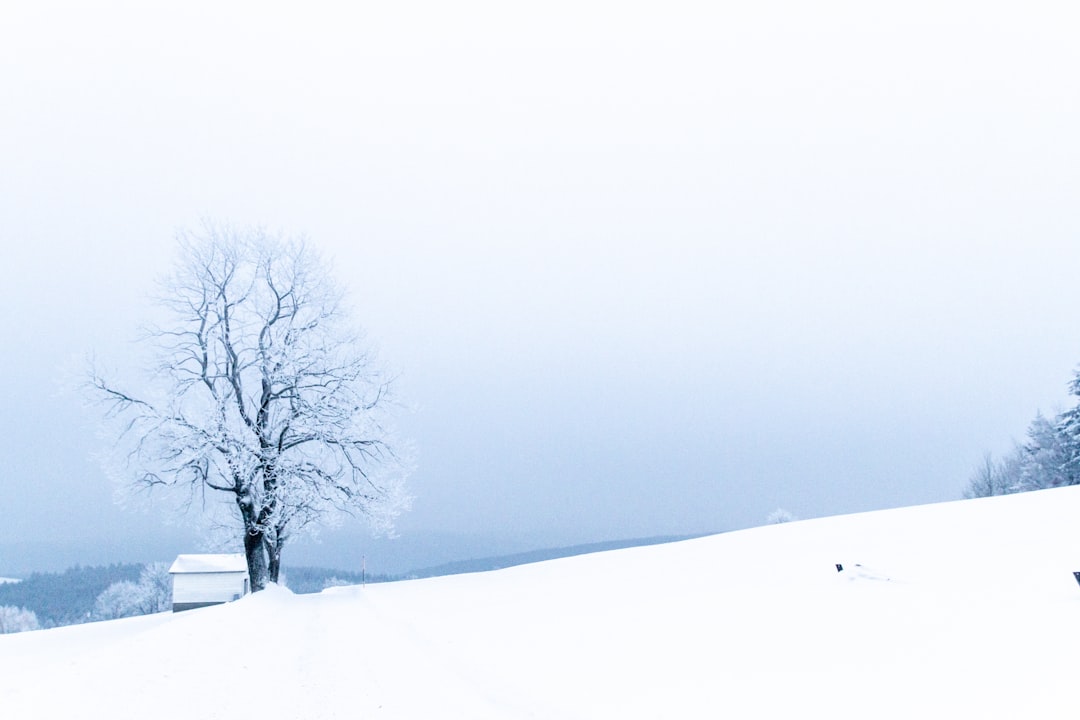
[401,534,710,579]
[281,566,395,593]
[289,536,712,589]
[0,536,714,625]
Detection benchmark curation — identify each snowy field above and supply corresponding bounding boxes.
[0,578,19,585]
[3,487,1080,719]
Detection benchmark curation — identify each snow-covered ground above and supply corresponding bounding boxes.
[3,487,1080,718]
[0,578,20,585]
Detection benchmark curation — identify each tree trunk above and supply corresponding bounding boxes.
[244,529,269,592]
[239,484,271,592]
[267,538,282,584]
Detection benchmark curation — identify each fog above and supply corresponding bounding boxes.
[2,1,1079,574]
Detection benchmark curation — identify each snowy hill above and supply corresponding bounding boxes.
[3,487,1080,718]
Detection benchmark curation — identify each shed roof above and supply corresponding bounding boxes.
[169,554,248,574]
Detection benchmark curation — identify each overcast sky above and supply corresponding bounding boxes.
[2,1,1080,573]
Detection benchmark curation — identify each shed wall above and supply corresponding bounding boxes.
[172,572,248,604]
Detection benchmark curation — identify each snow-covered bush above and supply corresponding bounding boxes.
[0,605,40,633]
[93,581,146,620]
[93,562,172,620]
[766,508,797,524]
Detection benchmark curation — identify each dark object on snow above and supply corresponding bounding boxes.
[1073,571,1080,588]
[836,563,844,573]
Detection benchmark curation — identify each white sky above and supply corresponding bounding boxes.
[2,1,1080,571]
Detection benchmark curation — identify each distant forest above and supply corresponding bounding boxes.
[0,564,389,628]
[0,564,143,627]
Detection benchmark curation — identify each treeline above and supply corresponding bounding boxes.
[966,368,1080,497]
[0,563,142,628]
[1,536,713,632]
[0,563,392,631]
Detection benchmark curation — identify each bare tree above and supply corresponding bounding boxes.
[89,224,410,591]
[962,448,1027,499]
[134,562,173,614]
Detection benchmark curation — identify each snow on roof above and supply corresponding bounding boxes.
[169,554,248,574]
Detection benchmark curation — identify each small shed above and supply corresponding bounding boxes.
[169,554,249,612]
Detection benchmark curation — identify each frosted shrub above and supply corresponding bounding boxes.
[767,508,797,524]
[0,605,40,633]
[93,562,173,620]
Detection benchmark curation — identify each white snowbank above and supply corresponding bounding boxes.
[0,578,20,585]
[3,488,1080,718]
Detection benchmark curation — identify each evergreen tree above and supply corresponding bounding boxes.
[1019,412,1077,490]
